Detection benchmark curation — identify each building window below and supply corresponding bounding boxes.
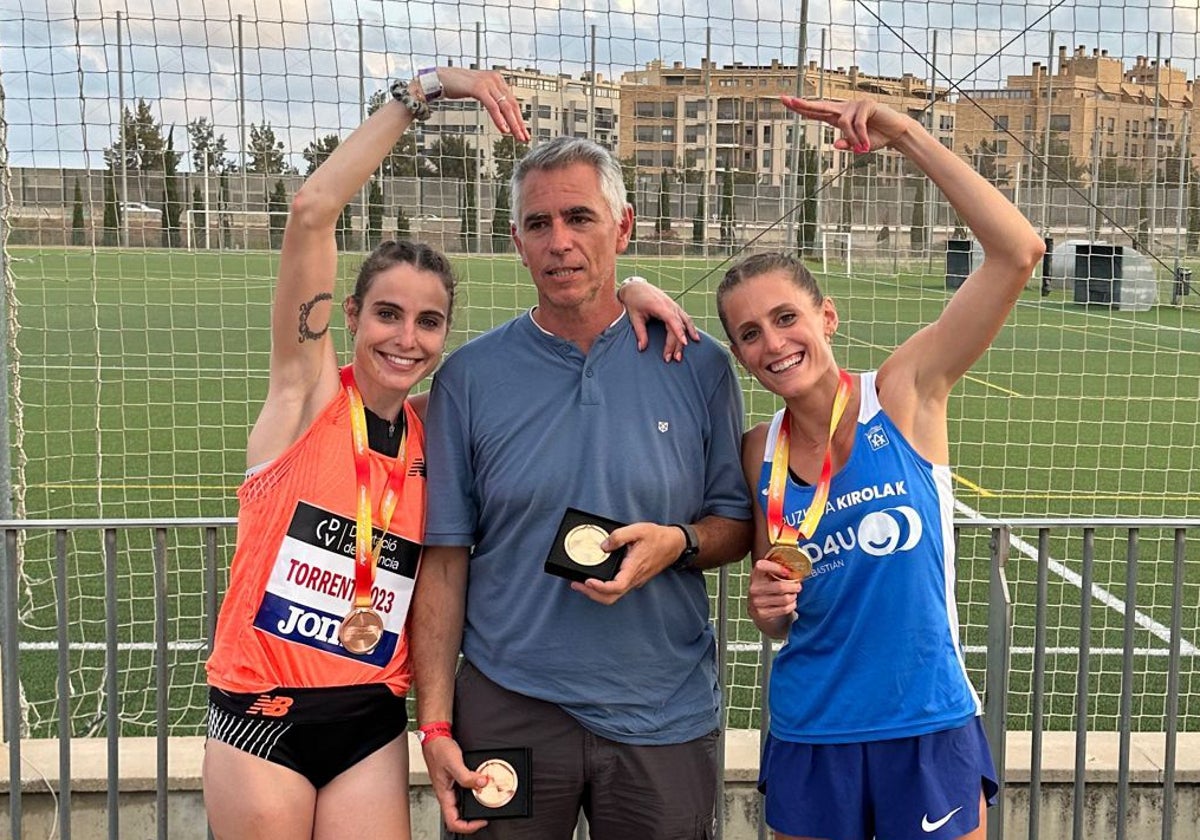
[636,151,654,167]
[993,115,1008,131]
[1024,114,1033,131]
[940,115,955,131]
[661,127,676,142]
[685,101,702,119]
[1049,114,1070,131]
[635,126,657,143]
[537,104,553,119]
[684,125,704,143]
[665,76,685,86]
[661,101,676,118]
[762,149,771,166]
[995,140,1008,154]
[635,102,657,118]
[763,125,772,143]
[719,78,736,87]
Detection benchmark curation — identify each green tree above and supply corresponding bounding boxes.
[656,170,673,236]
[103,98,166,172]
[620,156,638,242]
[909,177,927,252]
[192,184,205,247]
[492,182,512,252]
[267,179,288,249]
[1030,132,1088,185]
[720,170,735,246]
[795,142,819,255]
[366,178,384,250]
[965,139,1010,186]
[219,174,233,248]
[461,180,478,250]
[428,135,476,180]
[302,134,341,177]
[187,117,231,174]
[247,122,291,175]
[71,179,86,246]
[161,126,184,248]
[1096,154,1137,185]
[366,90,418,177]
[336,204,354,251]
[1189,172,1200,254]
[492,136,529,183]
[692,192,706,244]
[102,174,121,246]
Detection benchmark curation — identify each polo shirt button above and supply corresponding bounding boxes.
[585,369,594,377]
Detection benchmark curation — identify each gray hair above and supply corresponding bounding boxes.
[510,136,628,228]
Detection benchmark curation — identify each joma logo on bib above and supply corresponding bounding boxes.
[277,604,343,644]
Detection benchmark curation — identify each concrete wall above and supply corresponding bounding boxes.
[3,731,1200,839]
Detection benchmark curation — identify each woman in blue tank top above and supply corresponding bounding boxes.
[716,98,1045,840]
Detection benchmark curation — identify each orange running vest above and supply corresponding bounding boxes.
[206,383,425,696]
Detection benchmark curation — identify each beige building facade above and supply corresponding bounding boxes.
[955,45,1197,186]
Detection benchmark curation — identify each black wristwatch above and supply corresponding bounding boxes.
[670,523,700,571]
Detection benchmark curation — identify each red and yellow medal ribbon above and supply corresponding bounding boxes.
[766,368,854,547]
[341,365,409,610]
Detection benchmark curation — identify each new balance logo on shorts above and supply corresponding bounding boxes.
[245,694,295,718]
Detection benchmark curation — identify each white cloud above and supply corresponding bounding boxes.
[4,0,1198,168]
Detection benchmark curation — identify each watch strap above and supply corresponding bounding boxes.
[670,523,699,571]
[416,67,445,103]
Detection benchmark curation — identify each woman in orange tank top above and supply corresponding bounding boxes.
[202,66,695,840]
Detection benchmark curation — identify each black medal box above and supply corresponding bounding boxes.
[458,747,533,820]
[543,507,628,583]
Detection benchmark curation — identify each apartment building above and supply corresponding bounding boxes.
[617,58,953,187]
[416,64,620,178]
[955,45,1197,185]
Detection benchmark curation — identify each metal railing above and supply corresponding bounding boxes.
[2,516,1198,840]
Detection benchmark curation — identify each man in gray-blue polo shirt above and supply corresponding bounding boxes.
[412,135,753,840]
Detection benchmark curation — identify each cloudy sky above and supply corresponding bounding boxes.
[2,0,1196,169]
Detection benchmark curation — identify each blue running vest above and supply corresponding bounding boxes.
[758,371,981,744]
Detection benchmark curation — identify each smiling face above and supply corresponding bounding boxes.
[511,161,633,317]
[343,262,451,413]
[721,269,839,399]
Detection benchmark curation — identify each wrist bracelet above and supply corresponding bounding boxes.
[416,720,453,745]
[390,79,431,122]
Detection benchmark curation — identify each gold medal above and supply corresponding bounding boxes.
[472,758,519,808]
[563,524,611,567]
[340,606,385,655]
[765,544,812,581]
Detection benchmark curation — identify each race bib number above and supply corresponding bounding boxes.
[253,500,420,667]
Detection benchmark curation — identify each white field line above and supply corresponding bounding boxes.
[953,497,1200,657]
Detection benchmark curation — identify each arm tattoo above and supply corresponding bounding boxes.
[297,293,333,343]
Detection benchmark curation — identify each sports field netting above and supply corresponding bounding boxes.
[2,1,1199,739]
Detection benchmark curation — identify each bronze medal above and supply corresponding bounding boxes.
[472,758,519,808]
[563,523,611,567]
[765,544,813,581]
[340,607,385,655]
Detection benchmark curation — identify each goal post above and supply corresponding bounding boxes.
[820,230,852,275]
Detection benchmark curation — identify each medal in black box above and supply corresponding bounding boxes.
[458,747,533,820]
[544,507,628,583]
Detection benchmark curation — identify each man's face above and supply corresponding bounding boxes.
[512,162,632,312]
